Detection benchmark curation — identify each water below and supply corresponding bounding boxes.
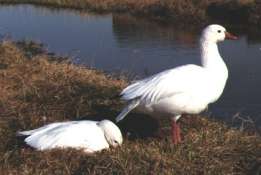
[0,5,261,126]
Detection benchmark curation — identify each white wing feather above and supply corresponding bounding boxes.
[17,121,72,136]
[121,65,207,105]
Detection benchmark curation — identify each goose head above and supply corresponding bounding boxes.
[201,24,237,43]
[98,120,123,147]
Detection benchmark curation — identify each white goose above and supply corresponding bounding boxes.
[18,119,123,153]
[116,24,237,144]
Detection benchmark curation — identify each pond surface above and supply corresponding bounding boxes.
[0,5,261,126]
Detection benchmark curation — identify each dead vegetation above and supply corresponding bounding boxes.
[0,0,261,26]
[0,41,260,174]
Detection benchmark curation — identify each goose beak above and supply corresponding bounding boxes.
[225,32,238,40]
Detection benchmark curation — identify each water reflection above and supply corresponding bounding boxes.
[113,15,198,48]
[0,5,260,125]
[112,15,201,76]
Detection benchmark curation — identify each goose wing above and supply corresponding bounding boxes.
[121,64,207,105]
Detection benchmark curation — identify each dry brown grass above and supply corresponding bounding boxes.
[0,0,261,26]
[0,41,260,174]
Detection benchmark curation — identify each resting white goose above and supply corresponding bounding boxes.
[18,119,123,153]
[116,24,237,144]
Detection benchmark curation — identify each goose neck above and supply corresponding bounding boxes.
[200,40,224,69]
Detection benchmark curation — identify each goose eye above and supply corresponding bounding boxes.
[217,30,221,33]
[113,140,118,144]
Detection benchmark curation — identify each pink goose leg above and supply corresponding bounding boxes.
[171,115,182,144]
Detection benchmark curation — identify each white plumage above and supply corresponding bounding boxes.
[116,24,237,144]
[18,120,123,153]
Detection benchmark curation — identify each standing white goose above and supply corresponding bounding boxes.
[18,119,123,153]
[116,24,237,144]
